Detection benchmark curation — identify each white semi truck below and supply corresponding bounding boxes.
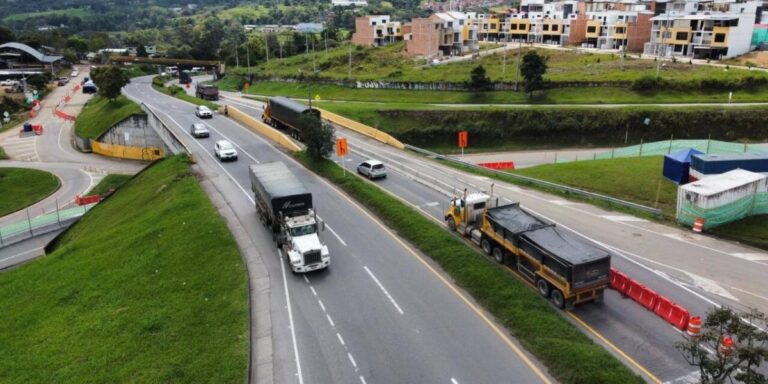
[250,161,330,273]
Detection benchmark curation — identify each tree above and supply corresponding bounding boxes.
[520,50,548,98]
[91,66,130,101]
[0,26,15,45]
[299,114,335,160]
[26,73,51,91]
[469,65,491,91]
[136,45,148,57]
[66,37,89,56]
[676,307,768,384]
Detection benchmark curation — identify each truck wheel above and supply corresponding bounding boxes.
[537,279,550,298]
[446,217,456,231]
[551,289,565,309]
[593,290,604,304]
[492,247,504,264]
[480,238,492,255]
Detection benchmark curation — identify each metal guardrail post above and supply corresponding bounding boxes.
[26,208,33,236]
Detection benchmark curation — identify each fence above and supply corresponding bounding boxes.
[406,144,664,217]
[0,204,96,249]
[556,139,768,164]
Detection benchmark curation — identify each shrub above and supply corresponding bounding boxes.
[630,75,661,91]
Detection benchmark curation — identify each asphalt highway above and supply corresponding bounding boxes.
[126,76,555,384]
[220,92,768,383]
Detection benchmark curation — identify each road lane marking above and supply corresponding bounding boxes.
[318,300,326,313]
[424,201,439,207]
[327,314,335,327]
[730,253,768,261]
[347,352,358,369]
[325,223,347,246]
[337,332,345,346]
[359,376,367,384]
[601,215,649,223]
[200,120,260,163]
[364,266,404,315]
[566,312,662,384]
[278,250,304,384]
[451,378,459,384]
[310,286,318,297]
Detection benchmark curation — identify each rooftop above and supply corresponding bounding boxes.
[681,169,767,196]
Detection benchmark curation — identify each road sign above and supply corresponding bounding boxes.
[336,138,348,157]
[458,131,468,148]
[315,94,321,101]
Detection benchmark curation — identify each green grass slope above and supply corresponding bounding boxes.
[74,95,145,139]
[0,168,60,216]
[0,156,248,383]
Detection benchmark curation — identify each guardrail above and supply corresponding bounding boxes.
[0,204,96,249]
[405,144,664,218]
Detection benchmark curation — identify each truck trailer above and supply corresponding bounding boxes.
[262,96,321,141]
[179,70,192,84]
[445,193,610,309]
[250,161,330,273]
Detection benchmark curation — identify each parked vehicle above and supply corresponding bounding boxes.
[195,105,213,119]
[57,77,68,86]
[214,140,238,161]
[262,96,321,141]
[195,83,219,101]
[445,193,610,309]
[179,70,192,84]
[70,70,79,77]
[81,76,90,85]
[250,161,330,273]
[357,159,387,179]
[190,123,210,138]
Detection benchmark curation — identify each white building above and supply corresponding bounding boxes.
[643,0,760,59]
[331,0,367,6]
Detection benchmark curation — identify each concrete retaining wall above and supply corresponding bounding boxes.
[98,114,168,150]
[141,103,190,155]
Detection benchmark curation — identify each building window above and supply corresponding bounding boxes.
[511,23,518,30]
[616,27,625,34]
[491,23,497,29]
[675,32,688,40]
[543,24,550,31]
[552,25,559,31]
[448,21,453,27]
[587,26,597,33]
[714,33,726,43]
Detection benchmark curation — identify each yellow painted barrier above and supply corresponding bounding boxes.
[317,107,405,150]
[228,105,303,153]
[90,140,165,161]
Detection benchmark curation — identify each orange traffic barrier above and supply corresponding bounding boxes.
[719,336,734,359]
[668,304,690,331]
[609,267,630,294]
[693,217,704,233]
[75,194,102,206]
[686,316,702,338]
[637,286,659,311]
[477,161,515,170]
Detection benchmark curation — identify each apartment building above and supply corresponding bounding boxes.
[351,16,404,46]
[643,0,760,59]
[405,12,479,56]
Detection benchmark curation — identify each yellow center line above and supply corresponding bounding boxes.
[566,311,663,384]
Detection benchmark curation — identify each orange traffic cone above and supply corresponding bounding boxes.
[693,217,705,233]
[718,336,734,359]
[686,316,702,338]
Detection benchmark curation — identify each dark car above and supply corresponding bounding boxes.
[57,78,68,86]
[190,123,210,138]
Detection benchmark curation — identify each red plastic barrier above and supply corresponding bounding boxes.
[54,109,76,121]
[75,195,101,206]
[625,279,645,303]
[477,161,515,170]
[28,109,37,118]
[654,296,674,319]
[32,125,43,135]
[637,286,659,311]
[64,95,71,103]
[668,304,690,331]
[609,267,630,294]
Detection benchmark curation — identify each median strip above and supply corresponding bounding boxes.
[294,152,644,384]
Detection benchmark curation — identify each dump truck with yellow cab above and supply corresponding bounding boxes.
[445,191,610,309]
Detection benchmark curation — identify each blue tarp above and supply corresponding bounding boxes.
[663,148,703,184]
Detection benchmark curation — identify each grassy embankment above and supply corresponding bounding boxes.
[0,155,249,383]
[1,8,91,22]
[74,95,144,139]
[0,168,60,216]
[295,152,643,384]
[220,42,768,104]
[0,146,7,159]
[152,76,220,110]
[88,174,133,196]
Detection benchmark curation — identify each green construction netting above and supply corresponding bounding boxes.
[591,139,768,162]
[678,193,757,229]
[752,26,768,47]
[754,192,768,215]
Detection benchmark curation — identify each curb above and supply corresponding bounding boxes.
[195,167,273,384]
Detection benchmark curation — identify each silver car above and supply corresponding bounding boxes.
[357,159,387,179]
[195,105,213,119]
[190,123,209,138]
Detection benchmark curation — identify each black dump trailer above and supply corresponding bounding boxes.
[480,203,611,308]
[249,162,313,232]
[179,70,192,84]
[196,83,219,100]
[263,96,321,141]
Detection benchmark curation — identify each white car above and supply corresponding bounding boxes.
[357,159,387,179]
[195,105,213,119]
[0,79,19,86]
[214,140,238,161]
[71,70,79,77]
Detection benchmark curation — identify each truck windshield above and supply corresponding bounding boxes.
[289,224,317,237]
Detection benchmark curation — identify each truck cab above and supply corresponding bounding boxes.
[280,213,330,273]
[445,192,492,235]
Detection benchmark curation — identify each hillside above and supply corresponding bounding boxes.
[0,155,249,383]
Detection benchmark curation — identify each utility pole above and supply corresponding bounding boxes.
[515,40,521,91]
[324,30,328,56]
[312,37,317,73]
[502,44,507,74]
[656,12,669,77]
[348,43,352,80]
[246,40,251,77]
[265,33,270,63]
